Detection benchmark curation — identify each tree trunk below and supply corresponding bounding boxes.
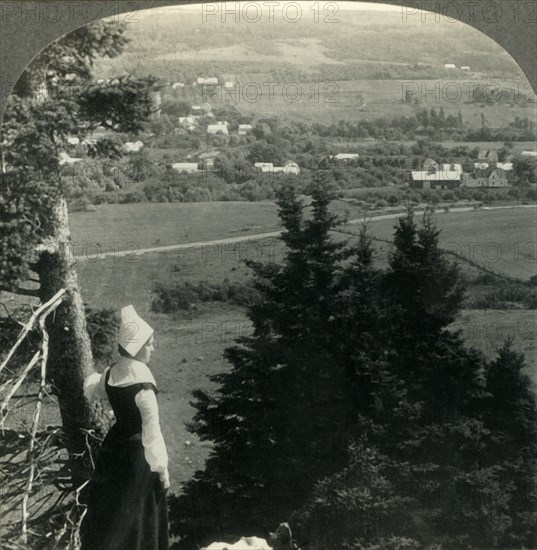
[35,197,97,485]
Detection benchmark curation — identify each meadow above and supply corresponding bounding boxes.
[206,77,537,126]
[92,5,536,129]
[70,201,537,488]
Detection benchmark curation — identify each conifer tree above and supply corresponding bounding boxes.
[172,181,349,547]
[0,20,157,481]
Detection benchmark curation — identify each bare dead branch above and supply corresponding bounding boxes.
[21,313,51,544]
[0,288,66,376]
[0,351,40,424]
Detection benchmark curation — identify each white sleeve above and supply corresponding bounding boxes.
[83,371,108,402]
[135,389,169,476]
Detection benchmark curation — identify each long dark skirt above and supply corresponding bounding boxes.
[80,435,169,550]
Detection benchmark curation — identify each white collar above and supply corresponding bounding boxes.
[108,358,157,388]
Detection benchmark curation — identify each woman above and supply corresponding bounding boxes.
[80,305,170,550]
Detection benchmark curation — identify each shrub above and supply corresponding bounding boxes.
[151,279,259,313]
[68,195,94,212]
[374,199,388,209]
[293,442,419,550]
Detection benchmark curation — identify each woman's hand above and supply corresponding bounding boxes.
[159,469,170,490]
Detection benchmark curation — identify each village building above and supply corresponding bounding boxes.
[439,163,463,176]
[254,162,300,175]
[410,167,461,189]
[444,63,456,69]
[238,124,253,135]
[521,150,537,157]
[460,66,471,71]
[172,82,185,89]
[178,116,199,132]
[207,121,229,135]
[123,141,144,153]
[171,162,199,173]
[462,162,514,188]
[254,162,274,173]
[196,77,218,85]
[59,152,83,165]
[333,153,360,161]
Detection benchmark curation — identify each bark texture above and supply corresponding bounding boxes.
[35,198,97,485]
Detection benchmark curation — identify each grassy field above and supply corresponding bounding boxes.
[212,77,537,126]
[69,201,536,489]
[71,202,537,280]
[69,201,281,253]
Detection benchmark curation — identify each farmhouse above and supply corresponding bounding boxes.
[172,82,185,89]
[410,168,461,189]
[59,152,82,165]
[254,162,300,175]
[197,77,218,85]
[460,66,471,71]
[462,162,514,188]
[255,162,274,173]
[333,153,359,161]
[238,124,253,135]
[521,150,537,157]
[171,162,199,173]
[439,163,463,176]
[207,121,229,135]
[444,63,456,69]
[178,116,198,131]
[123,141,144,153]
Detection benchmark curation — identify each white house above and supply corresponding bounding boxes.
[172,162,199,173]
[460,66,471,71]
[333,153,360,161]
[463,162,513,188]
[521,150,537,157]
[439,163,463,176]
[197,77,218,85]
[123,141,144,153]
[444,63,456,69]
[179,116,198,125]
[254,162,274,173]
[172,82,185,89]
[410,167,461,189]
[254,162,300,175]
[488,168,510,187]
[238,124,253,135]
[178,116,199,132]
[207,121,229,135]
[59,152,82,165]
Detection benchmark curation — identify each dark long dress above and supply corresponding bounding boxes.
[80,369,169,550]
